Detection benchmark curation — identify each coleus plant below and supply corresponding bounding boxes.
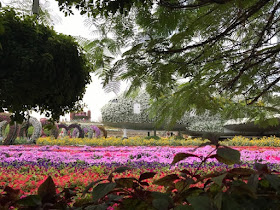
[0,176,77,209]
[1,146,279,209]
[80,146,280,210]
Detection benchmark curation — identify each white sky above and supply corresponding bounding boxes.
[2,0,126,122]
[52,8,119,122]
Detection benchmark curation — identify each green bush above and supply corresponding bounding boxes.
[144,135,161,140]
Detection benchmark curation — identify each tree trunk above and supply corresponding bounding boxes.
[32,0,39,15]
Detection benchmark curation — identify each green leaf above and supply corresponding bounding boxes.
[228,168,255,176]
[152,198,169,210]
[231,181,256,198]
[121,199,150,210]
[172,153,199,165]
[82,179,105,196]
[212,173,227,186]
[175,179,194,192]
[17,195,41,207]
[37,176,56,199]
[222,195,241,210]
[153,174,179,187]
[151,192,172,205]
[108,167,130,181]
[115,178,135,188]
[3,186,20,202]
[150,191,167,198]
[254,163,270,173]
[174,205,193,210]
[259,179,270,188]
[247,174,259,193]
[139,172,157,182]
[216,147,240,165]
[139,181,149,186]
[188,196,213,210]
[0,23,4,34]
[92,183,116,202]
[181,187,204,198]
[180,169,193,176]
[84,204,108,210]
[107,194,123,202]
[265,174,280,191]
[113,166,131,173]
[209,183,220,194]
[213,192,222,210]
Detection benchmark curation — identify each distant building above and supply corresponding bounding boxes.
[70,111,91,122]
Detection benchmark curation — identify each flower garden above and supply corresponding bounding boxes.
[0,138,280,209]
[0,111,279,209]
[0,113,280,209]
[2,1,280,208]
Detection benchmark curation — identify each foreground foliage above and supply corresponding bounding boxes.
[81,147,280,210]
[0,145,279,209]
[54,0,280,126]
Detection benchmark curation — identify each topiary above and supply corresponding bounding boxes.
[58,123,84,138]
[97,126,107,138]
[0,113,19,145]
[40,118,58,138]
[18,116,42,143]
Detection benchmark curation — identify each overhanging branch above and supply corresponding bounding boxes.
[248,75,280,105]
[149,0,271,54]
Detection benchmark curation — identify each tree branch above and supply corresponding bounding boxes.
[158,0,212,9]
[254,1,280,49]
[149,0,271,54]
[158,0,235,9]
[248,75,280,105]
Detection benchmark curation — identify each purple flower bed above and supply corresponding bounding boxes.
[0,145,279,170]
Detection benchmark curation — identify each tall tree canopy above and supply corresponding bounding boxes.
[0,8,91,122]
[56,0,280,126]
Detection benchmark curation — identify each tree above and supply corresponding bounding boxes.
[0,8,91,122]
[55,0,280,127]
[6,0,62,26]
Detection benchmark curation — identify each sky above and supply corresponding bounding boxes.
[2,0,126,122]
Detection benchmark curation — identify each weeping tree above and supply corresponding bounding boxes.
[0,8,91,122]
[54,0,280,131]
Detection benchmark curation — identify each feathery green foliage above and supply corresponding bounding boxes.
[55,0,280,126]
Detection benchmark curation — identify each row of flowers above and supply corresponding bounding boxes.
[0,145,279,205]
[36,136,208,146]
[36,135,280,147]
[0,161,244,201]
[1,145,279,166]
[221,135,280,147]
